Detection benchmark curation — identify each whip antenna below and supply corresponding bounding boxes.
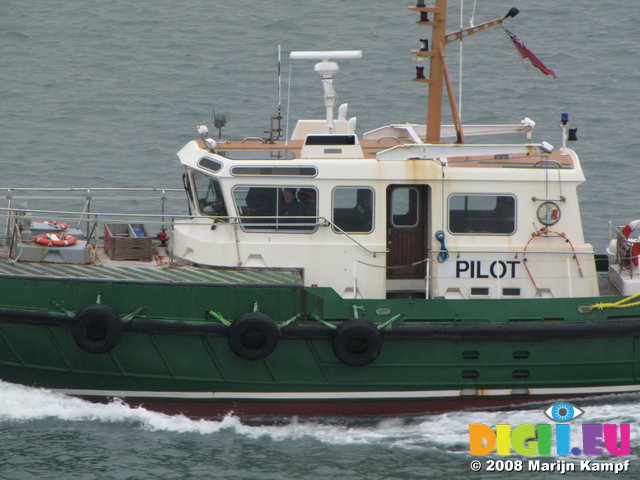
[266,44,284,142]
[278,44,282,113]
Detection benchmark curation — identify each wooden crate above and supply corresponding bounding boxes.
[104,224,153,261]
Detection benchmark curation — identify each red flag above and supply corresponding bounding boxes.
[505,29,557,78]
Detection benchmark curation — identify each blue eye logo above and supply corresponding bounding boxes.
[544,402,584,422]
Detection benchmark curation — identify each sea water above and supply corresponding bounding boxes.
[1,381,640,479]
[1,0,639,478]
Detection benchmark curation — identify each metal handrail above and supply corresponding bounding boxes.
[429,248,596,257]
[1,185,387,257]
[319,218,388,256]
[0,205,387,257]
[1,187,186,243]
[0,207,190,220]
[1,186,183,192]
[614,227,638,274]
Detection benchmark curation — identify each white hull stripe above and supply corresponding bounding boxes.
[52,384,640,401]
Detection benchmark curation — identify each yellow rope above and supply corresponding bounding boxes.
[590,291,640,311]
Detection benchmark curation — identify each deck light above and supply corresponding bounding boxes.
[568,128,578,141]
[561,113,569,125]
[204,138,217,152]
[520,117,535,139]
[197,125,209,138]
[521,117,536,128]
[540,141,554,154]
[197,125,217,152]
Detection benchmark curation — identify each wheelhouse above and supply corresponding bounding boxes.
[173,111,597,301]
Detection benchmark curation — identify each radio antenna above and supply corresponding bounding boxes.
[278,44,282,113]
[266,45,284,143]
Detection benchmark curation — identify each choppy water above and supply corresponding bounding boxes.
[2,0,640,478]
[1,381,640,480]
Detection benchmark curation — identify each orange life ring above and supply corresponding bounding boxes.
[621,219,640,267]
[34,232,77,247]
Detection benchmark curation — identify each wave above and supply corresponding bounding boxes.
[1,380,639,453]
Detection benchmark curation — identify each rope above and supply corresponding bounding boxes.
[469,0,477,27]
[435,230,449,263]
[590,292,640,312]
[356,257,429,270]
[523,229,583,290]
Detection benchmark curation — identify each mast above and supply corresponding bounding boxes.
[410,2,520,144]
[410,0,450,144]
[425,0,447,143]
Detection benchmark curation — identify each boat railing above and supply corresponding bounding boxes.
[0,187,185,245]
[430,248,595,256]
[227,216,388,257]
[614,226,638,276]
[0,197,387,258]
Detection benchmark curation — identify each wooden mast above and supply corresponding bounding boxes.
[410,0,456,144]
[425,0,447,144]
[410,3,516,144]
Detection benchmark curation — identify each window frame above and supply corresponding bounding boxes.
[447,193,517,235]
[191,170,227,217]
[331,186,375,234]
[197,157,223,173]
[230,166,318,177]
[231,184,319,233]
[390,186,420,229]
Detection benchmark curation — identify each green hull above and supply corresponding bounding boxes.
[1,274,639,416]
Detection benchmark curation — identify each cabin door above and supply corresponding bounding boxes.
[386,185,429,280]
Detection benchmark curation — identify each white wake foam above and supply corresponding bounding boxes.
[1,380,639,452]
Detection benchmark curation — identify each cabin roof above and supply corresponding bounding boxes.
[193,139,576,170]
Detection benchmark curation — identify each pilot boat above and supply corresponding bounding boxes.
[1,1,640,417]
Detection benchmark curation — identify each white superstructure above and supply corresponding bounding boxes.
[171,88,597,300]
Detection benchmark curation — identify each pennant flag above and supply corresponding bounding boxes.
[505,29,557,78]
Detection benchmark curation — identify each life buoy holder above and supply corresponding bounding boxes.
[621,219,640,268]
[35,232,77,247]
[332,319,382,367]
[227,312,279,360]
[37,220,69,231]
[71,304,122,354]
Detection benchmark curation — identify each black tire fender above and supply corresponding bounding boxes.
[332,319,382,367]
[228,312,279,360]
[72,304,122,354]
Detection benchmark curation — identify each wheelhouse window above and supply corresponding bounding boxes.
[448,194,516,234]
[332,187,374,233]
[192,171,227,217]
[232,186,317,231]
[197,157,222,173]
[231,166,317,176]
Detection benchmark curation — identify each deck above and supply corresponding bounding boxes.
[0,247,303,287]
